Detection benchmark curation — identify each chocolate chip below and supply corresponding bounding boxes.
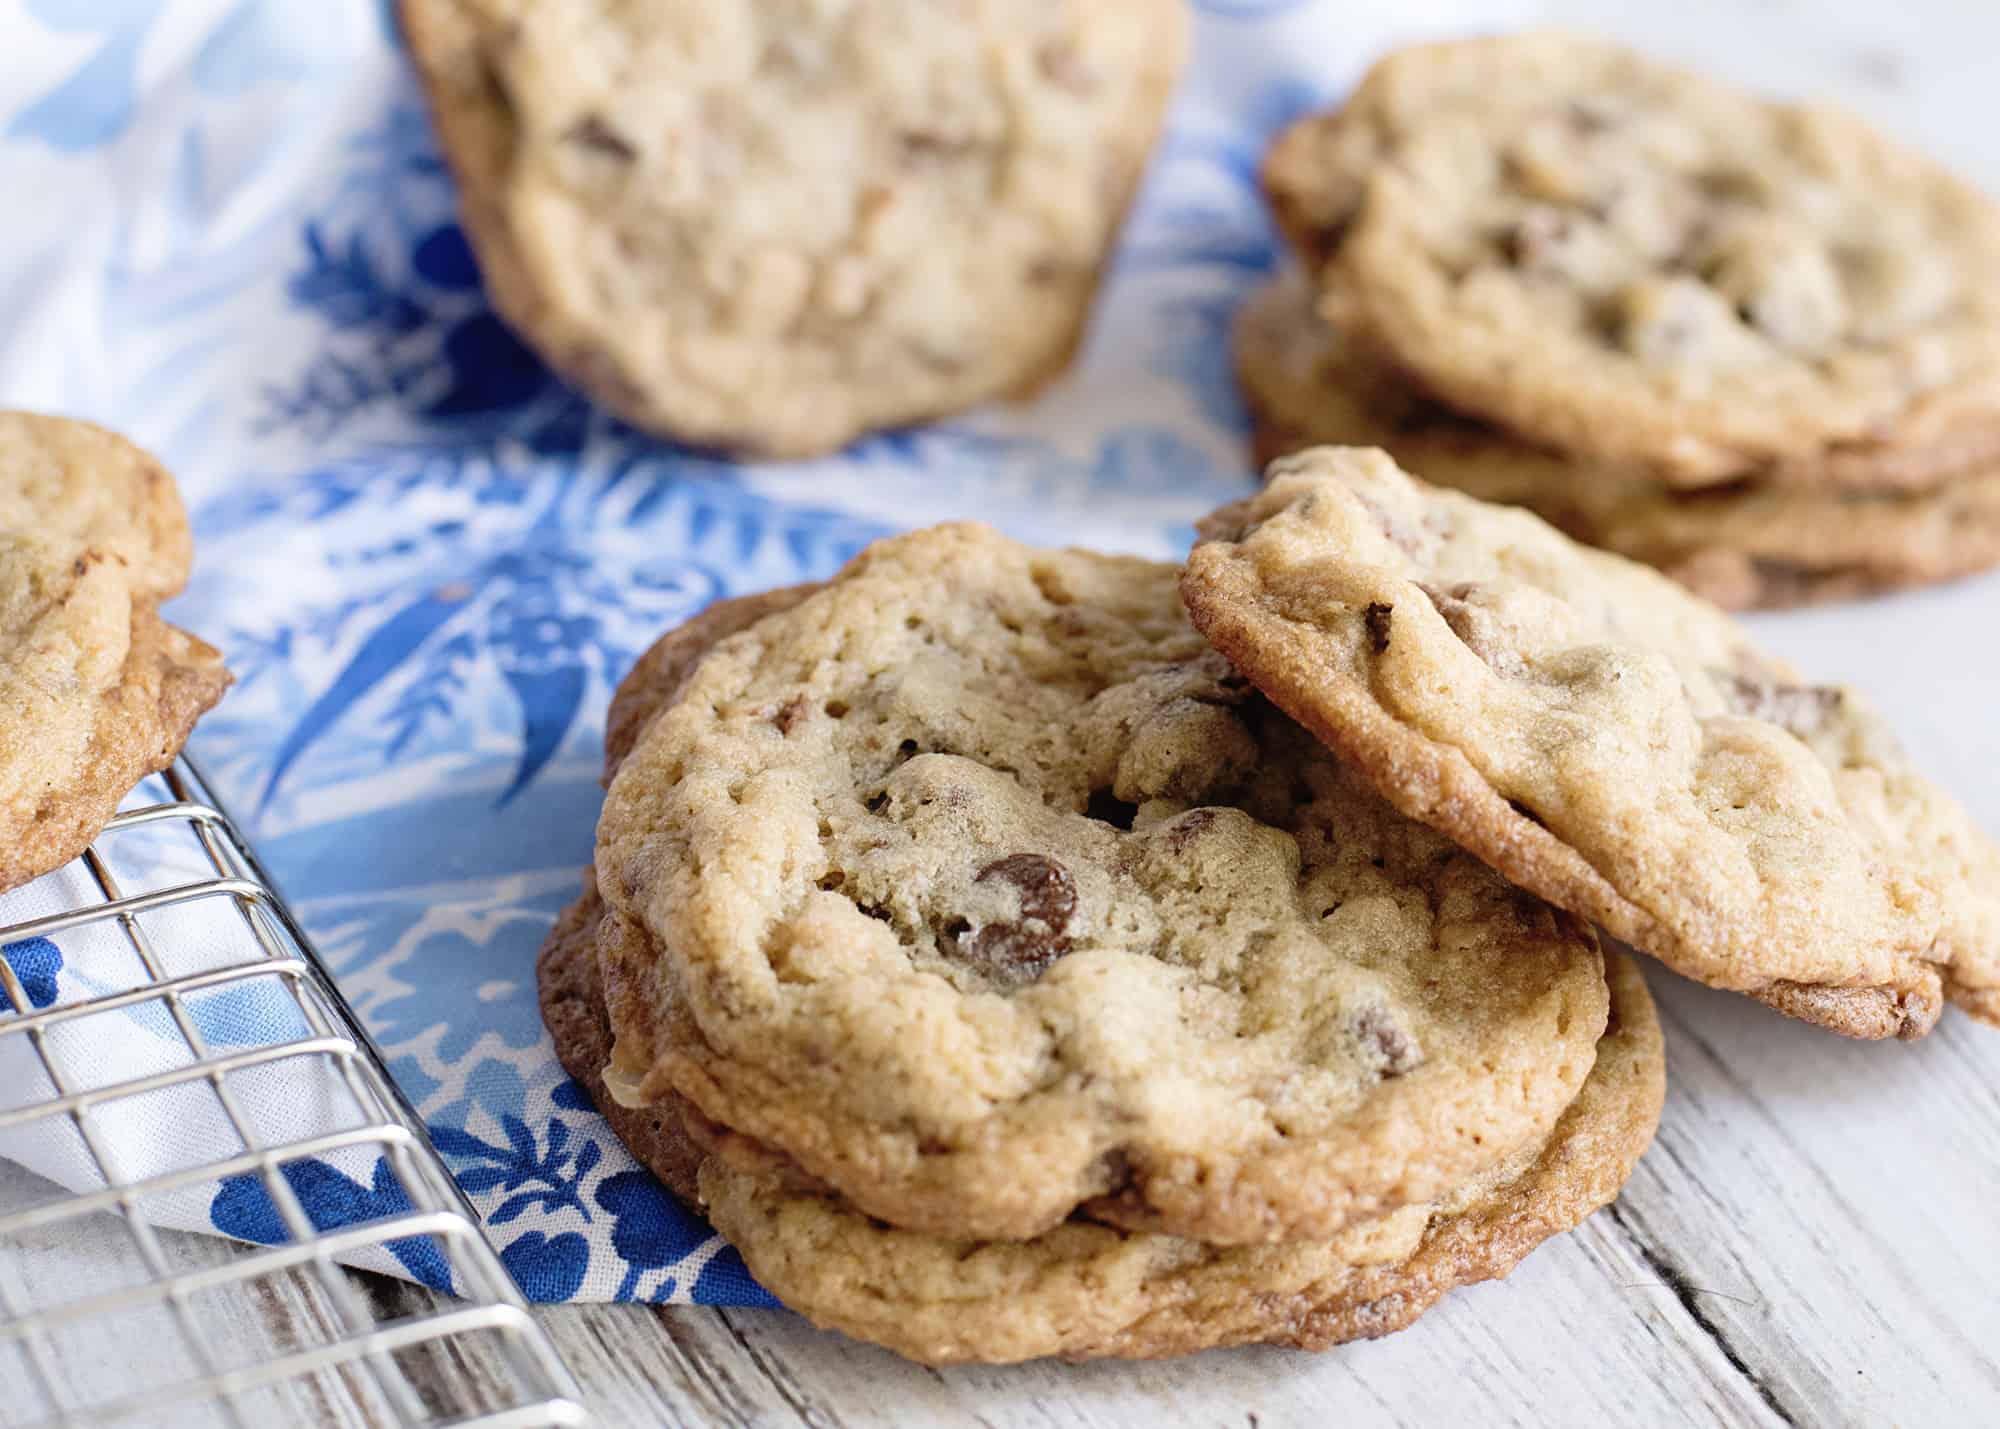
[1566,96,1622,135]
[1093,1147,1134,1194]
[899,130,974,164]
[1163,808,1220,853]
[1503,208,1575,268]
[773,695,810,735]
[1416,582,1525,677]
[1715,672,1843,737]
[566,115,637,162]
[1355,1006,1422,1077]
[978,855,1074,928]
[1352,492,1424,556]
[1363,602,1394,654]
[959,854,1078,982]
[1418,582,1477,644]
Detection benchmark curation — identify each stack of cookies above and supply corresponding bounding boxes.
[0,413,231,893]
[544,445,2000,1364]
[1245,32,2000,610]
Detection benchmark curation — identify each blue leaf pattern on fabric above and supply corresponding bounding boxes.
[410,224,481,289]
[260,583,482,809]
[7,20,154,152]
[498,1231,589,1303]
[0,938,64,1013]
[426,313,550,417]
[695,1244,783,1310]
[428,1114,595,1223]
[190,0,319,94]
[211,1158,453,1291]
[595,1170,718,1302]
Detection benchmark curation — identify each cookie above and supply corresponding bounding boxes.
[401,0,1187,458]
[539,874,708,1207]
[541,874,1660,1363]
[604,585,825,782]
[1266,33,2000,486]
[550,587,830,1204]
[1234,271,2000,609]
[1183,447,2000,1038]
[595,525,1609,1244]
[0,413,231,894]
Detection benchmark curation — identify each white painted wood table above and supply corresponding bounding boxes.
[9,1,2000,1425]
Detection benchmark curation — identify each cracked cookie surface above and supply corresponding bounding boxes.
[401,0,1186,457]
[1234,270,2000,609]
[1264,32,2000,486]
[0,413,231,893]
[594,526,1608,1243]
[1183,447,2000,1038]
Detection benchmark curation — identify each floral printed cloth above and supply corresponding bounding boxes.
[0,0,1525,1304]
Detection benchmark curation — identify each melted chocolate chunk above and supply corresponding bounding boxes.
[1352,492,1424,556]
[899,130,976,164]
[1164,808,1220,853]
[1504,208,1577,269]
[1716,671,1842,737]
[1355,1005,1423,1077]
[961,854,1078,982]
[772,695,810,735]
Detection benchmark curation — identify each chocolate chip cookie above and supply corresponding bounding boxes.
[401,0,1187,458]
[0,413,231,893]
[595,525,1611,1243]
[1266,32,2000,486]
[1183,447,2000,1038]
[539,874,1661,1363]
[604,585,825,782]
[1234,270,2000,609]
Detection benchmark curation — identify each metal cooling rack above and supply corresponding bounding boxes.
[0,759,590,1428]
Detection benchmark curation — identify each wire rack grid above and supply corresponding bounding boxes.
[0,759,591,1428]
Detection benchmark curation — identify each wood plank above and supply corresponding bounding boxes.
[1601,967,2000,1426]
[525,1212,1782,1429]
